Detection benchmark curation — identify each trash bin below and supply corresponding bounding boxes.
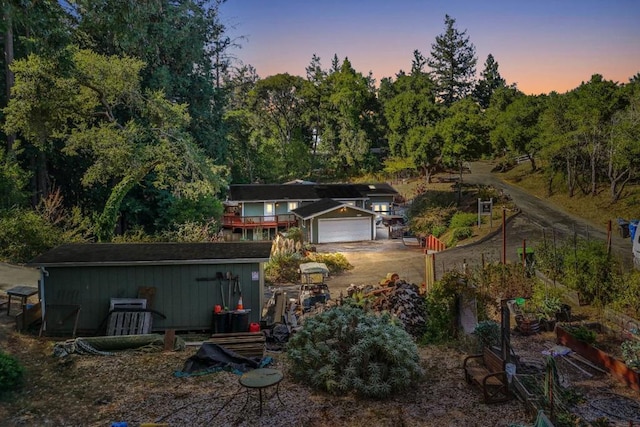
[630,220,639,241]
[617,218,630,238]
[231,310,250,332]
[212,312,231,334]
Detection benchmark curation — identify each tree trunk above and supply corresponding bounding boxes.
[4,8,15,153]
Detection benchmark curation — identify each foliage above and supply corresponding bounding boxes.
[0,207,63,263]
[449,212,476,228]
[530,283,564,320]
[473,320,500,350]
[567,325,597,345]
[0,149,29,210]
[265,254,303,284]
[286,305,423,398]
[427,15,477,106]
[304,252,353,274]
[621,339,640,370]
[449,226,473,245]
[0,352,24,395]
[557,239,618,306]
[610,270,640,318]
[422,271,468,343]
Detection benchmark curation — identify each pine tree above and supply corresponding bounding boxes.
[474,54,507,109]
[427,15,477,106]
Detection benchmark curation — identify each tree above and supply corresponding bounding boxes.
[437,98,488,191]
[428,15,477,106]
[474,54,506,109]
[5,48,225,241]
[607,82,640,202]
[496,94,544,171]
[566,75,622,196]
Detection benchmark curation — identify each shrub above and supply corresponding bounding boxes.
[0,207,63,263]
[421,271,467,344]
[473,320,501,349]
[568,325,597,345]
[0,352,24,394]
[449,212,477,229]
[452,226,473,241]
[621,339,640,370]
[287,305,423,398]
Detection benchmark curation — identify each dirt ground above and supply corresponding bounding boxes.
[1,221,639,426]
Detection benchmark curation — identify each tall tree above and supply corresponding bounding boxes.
[69,0,231,160]
[473,54,506,109]
[428,15,477,106]
[5,49,225,241]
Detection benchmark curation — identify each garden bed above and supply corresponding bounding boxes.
[556,324,640,391]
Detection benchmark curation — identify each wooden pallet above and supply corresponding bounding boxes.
[206,332,265,358]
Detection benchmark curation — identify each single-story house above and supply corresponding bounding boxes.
[291,198,377,244]
[223,182,398,242]
[27,242,272,335]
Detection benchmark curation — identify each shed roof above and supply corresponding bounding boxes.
[28,242,272,267]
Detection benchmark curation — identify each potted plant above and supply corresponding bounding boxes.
[530,284,564,331]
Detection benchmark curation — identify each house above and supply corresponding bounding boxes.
[27,242,272,335]
[223,182,398,242]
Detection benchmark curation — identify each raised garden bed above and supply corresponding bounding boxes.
[556,325,640,392]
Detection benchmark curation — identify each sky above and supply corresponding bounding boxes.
[219,0,640,95]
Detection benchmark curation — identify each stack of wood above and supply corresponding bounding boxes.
[371,281,428,338]
[207,332,266,358]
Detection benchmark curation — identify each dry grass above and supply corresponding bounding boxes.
[500,163,640,227]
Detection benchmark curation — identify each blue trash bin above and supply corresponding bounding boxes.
[629,220,639,241]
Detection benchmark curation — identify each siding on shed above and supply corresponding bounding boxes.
[42,262,263,334]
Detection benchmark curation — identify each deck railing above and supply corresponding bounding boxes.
[222,214,298,229]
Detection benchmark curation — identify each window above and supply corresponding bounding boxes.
[288,202,299,212]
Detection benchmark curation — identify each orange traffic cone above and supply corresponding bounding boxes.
[236,295,244,311]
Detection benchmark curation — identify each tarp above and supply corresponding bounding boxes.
[175,343,272,377]
[299,262,329,275]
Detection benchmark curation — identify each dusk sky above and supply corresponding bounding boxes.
[220,0,640,95]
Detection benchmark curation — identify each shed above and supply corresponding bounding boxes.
[292,198,376,244]
[28,242,272,335]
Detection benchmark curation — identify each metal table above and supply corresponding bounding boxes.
[239,368,284,416]
[6,285,39,316]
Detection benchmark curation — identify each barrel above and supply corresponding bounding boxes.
[212,312,231,334]
[231,311,250,332]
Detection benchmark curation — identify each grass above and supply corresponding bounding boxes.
[499,162,640,228]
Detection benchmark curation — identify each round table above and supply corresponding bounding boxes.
[239,368,284,416]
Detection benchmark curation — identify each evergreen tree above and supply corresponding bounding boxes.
[474,54,506,109]
[428,15,477,106]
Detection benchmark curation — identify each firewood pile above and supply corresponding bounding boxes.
[345,280,428,338]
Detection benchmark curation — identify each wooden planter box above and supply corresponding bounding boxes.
[556,325,640,392]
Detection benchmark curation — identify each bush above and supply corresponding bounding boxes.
[0,207,63,263]
[452,226,473,241]
[449,212,477,229]
[473,320,501,349]
[287,305,423,398]
[0,352,24,395]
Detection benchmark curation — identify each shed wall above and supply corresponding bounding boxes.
[42,263,263,334]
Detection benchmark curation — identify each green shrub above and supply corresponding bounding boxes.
[449,212,477,229]
[621,339,640,370]
[568,325,597,344]
[287,305,423,398]
[452,226,473,241]
[0,207,63,263]
[304,252,352,274]
[0,352,24,394]
[421,272,467,344]
[611,270,640,318]
[473,320,500,349]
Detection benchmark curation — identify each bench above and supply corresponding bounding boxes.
[463,347,511,403]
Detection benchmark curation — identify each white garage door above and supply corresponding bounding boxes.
[318,217,372,243]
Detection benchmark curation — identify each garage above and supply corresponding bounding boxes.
[291,198,376,244]
[318,217,372,243]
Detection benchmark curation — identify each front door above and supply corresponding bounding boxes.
[264,202,275,222]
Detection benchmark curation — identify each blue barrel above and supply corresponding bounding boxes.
[630,220,639,241]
